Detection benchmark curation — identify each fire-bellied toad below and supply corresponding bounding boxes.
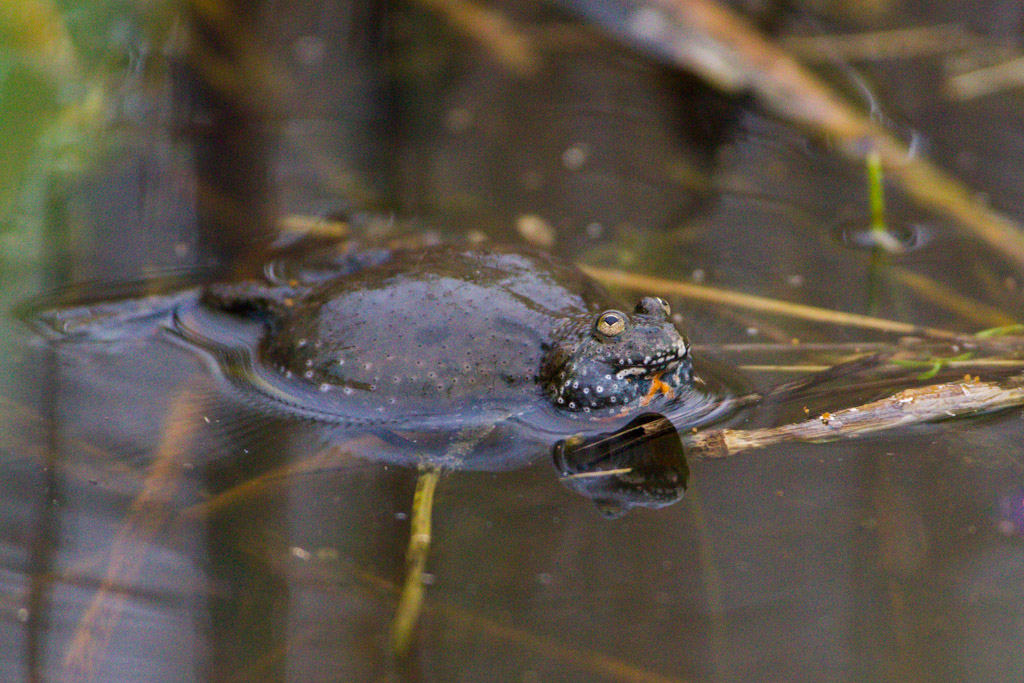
[199,244,692,428]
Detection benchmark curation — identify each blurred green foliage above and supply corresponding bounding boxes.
[0,0,173,258]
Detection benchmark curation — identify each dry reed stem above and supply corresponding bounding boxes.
[946,54,1024,100]
[414,0,539,76]
[886,267,1017,328]
[783,24,983,62]
[599,0,1024,269]
[581,264,959,338]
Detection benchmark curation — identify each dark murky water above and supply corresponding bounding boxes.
[4,1,1024,681]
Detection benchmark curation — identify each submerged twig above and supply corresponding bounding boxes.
[61,384,202,682]
[391,468,441,656]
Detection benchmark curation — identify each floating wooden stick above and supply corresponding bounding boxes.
[685,377,1024,459]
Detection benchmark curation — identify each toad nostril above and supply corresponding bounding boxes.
[634,296,669,318]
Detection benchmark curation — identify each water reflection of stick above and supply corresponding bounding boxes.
[686,378,1024,460]
[391,467,441,656]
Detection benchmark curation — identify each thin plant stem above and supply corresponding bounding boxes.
[580,265,960,339]
[391,468,441,656]
[867,149,888,237]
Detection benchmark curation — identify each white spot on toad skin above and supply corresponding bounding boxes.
[583,388,590,394]
[569,401,576,409]
[342,387,354,395]
[304,370,314,379]
[319,383,330,392]
[595,385,604,393]
[296,338,307,347]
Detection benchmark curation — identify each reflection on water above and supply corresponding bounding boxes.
[555,413,690,519]
[5,0,1024,682]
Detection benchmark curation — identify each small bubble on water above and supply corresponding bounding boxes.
[561,143,589,170]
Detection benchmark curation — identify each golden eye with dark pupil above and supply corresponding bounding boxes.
[596,311,626,337]
[655,297,670,315]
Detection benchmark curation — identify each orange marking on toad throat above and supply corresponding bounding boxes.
[639,371,675,407]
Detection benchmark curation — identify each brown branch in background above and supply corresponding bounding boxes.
[580,0,1024,270]
[782,24,984,62]
[413,0,540,76]
[946,54,1024,101]
[685,377,1024,460]
[887,267,1017,328]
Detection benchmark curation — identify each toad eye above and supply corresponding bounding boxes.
[654,297,670,315]
[595,311,627,337]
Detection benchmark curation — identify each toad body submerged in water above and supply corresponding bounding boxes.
[34,244,695,431]
[197,244,693,425]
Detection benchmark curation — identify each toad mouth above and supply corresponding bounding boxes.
[613,342,689,381]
